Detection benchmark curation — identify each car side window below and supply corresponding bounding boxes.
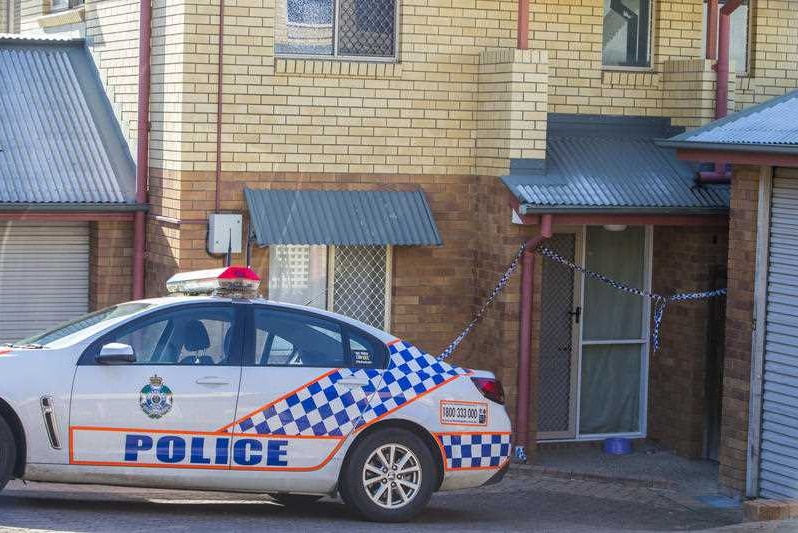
[86,305,238,366]
[349,330,385,368]
[251,307,387,369]
[253,308,345,367]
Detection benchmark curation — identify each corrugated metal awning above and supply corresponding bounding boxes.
[0,37,136,207]
[660,89,798,152]
[503,114,730,214]
[245,189,443,246]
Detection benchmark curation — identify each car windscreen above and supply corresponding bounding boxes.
[12,303,155,348]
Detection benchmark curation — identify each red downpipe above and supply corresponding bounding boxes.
[517,0,529,50]
[698,0,742,185]
[715,0,742,121]
[132,0,152,300]
[514,214,552,459]
[706,0,719,60]
[214,0,226,214]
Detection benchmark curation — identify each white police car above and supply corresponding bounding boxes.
[0,267,511,522]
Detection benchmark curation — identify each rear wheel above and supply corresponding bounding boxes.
[269,493,323,507]
[339,428,436,522]
[0,416,16,492]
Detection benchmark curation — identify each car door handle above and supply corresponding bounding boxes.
[338,378,369,388]
[195,377,230,386]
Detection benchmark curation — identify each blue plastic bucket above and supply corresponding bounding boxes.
[603,437,632,455]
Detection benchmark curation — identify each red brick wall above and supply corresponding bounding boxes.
[89,221,133,310]
[719,165,761,494]
[469,175,545,454]
[142,170,480,361]
[649,224,729,458]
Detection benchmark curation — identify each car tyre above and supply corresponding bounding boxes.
[0,416,16,493]
[340,428,436,523]
[269,493,323,507]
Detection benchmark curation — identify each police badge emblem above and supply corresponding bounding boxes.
[139,375,173,419]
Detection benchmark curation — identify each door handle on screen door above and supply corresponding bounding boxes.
[195,377,230,386]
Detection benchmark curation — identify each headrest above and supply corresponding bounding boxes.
[182,320,210,351]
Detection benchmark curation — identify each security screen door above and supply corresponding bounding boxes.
[537,232,581,439]
[538,226,651,441]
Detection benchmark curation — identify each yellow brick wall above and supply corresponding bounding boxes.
[176,0,524,177]
[533,0,704,116]
[735,0,798,110]
[15,0,798,181]
[19,0,44,32]
[477,48,548,175]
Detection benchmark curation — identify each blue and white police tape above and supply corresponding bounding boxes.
[438,242,727,360]
[534,245,727,352]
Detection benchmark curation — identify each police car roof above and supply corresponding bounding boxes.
[143,295,397,344]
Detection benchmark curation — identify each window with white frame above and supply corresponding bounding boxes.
[602,0,652,68]
[50,0,83,13]
[275,0,397,59]
[702,0,750,75]
[268,245,391,329]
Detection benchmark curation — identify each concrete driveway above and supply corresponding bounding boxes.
[0,468,747,532]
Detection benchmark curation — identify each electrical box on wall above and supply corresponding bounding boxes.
[208,214,243,254]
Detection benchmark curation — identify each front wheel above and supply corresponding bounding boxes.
[339,428,437,522]
[0,416,16,492]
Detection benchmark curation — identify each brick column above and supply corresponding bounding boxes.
[719,165,760,495]
[89,221,133,310]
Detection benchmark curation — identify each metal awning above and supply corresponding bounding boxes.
[245,188,442,246]
[503,114,730,215]
[0,36,137,208]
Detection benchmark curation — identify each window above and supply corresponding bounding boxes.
[253,308,345,367]
[702,0,750,75]
[268,245,391,329]
[85,306,238,366]
[275,0,397,59]
[252,307,386,368]
[50,0,83,13]
[17,303,154,347]
[602,0,652,68]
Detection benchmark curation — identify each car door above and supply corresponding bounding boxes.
[225,305,387,486]
[69,302,244,483]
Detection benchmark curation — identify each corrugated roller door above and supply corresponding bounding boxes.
[0,222,89,344]
[759,177,798,499]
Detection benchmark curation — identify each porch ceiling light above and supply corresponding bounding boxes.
[603,224,628,232]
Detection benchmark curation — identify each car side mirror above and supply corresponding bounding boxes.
[96,343,136,365]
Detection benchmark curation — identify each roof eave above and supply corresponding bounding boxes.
[517,204,729,216]
[657,139,798,155]
[0,202,148,212]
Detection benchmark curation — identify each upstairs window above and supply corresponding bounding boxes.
[276,0,397,59]
[50,0,83,13]
[602,0,652,68]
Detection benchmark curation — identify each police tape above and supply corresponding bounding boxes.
[438,242,727,360]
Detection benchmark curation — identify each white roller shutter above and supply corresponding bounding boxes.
[759,176,798,499]
[0,222,89,344]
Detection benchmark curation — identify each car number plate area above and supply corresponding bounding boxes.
[440,400,488,426]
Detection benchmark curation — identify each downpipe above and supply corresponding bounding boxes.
[132,0,152,300]
[514,214,553,463]
[699,0,743,186]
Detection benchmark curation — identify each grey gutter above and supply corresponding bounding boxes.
[517,204,729,216]
[0,203,148,212]
[655,138,798,155]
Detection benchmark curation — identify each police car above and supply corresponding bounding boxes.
[0,267,511,522]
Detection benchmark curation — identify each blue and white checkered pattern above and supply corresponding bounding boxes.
[232,340,469,437]
[438,433,511,469]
